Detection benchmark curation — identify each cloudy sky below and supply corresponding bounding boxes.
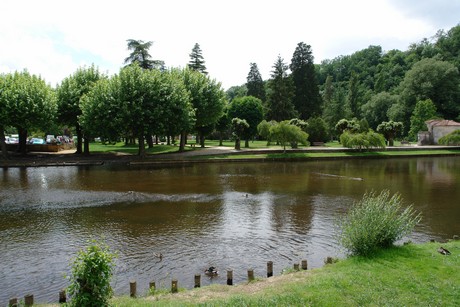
[1,0,459,89]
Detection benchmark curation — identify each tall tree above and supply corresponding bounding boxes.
[401,58,460,121]
[246,63,266,102]
[56,65,104,154]
[188,43,207,74]
[124,39,164,70]
[1,71,56,155]
[266,55,297,121]
[347,71,361,118]
[290,42,321,119]
[181,69,226,147]
[409,99,438,140]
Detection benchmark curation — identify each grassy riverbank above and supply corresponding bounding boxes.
[107,240,459,306]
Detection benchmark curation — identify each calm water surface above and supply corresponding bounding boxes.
[1,157,459,303]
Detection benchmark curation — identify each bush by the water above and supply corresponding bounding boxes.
[438,129,460,145]
[340,130,386,150]
[336,190,421,256]
[67,240,116,307]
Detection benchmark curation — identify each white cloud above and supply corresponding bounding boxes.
[0,0,457,89]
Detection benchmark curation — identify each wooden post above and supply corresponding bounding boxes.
[227,270,233,285]
[59,289,66,303]
[24,294,33,306]
[293,263,300,271]
[267,261,273,278]
[130,280,136,298]
[171,279,178,293]
[301,260,308,270]
[8,298,18,307]
[149,281,156,292]
[194,274,201,288]
[248,269,254,281]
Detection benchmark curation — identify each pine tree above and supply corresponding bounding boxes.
[246,63,266,102]
[290,42,321,119]
[188,43,207,74]
[267,55,297,121]
[124,39,164,70]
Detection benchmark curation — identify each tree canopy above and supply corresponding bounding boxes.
[246,63,266,102]
[124,39,164,70]
[228,96,264,147]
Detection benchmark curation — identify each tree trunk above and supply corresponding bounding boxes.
[83,136,90,155]
[200,133,205,148]
[138,134,146,157]
[155,135,159,145]
[389,137,394,147]
[235,138,241,150]
[245,139,249,148]
[76,124,83,154]
[167,135,171,145]
[219,132,223,146]
[147,134,153,148]
[18,128,27,155]
[179,132,186,152]
[0,126,8,159]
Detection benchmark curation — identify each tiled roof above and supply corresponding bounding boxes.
[426,119,460,126]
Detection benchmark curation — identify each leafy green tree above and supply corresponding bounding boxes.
[409,99,438,140]
[290,42,321,119]
[1,71,56,155]
[56,65,105,154]
[269,120,309,152]
[181,68,226,147]
[215,111,230,146]
[401,58,459,120]
[0,74,12,158]
[306,117,329,143]
[246,63,266,102]
[188,43,207,74]
[435,25,460,68]
[335,118,360,135]
[257,120,276,145]
[231,118,249,150]
[376,121,404,146]
[157,69,195,151]
[67,240,116,307]
[124,39,164,70]
[361,92,399,129]
[80,78,124,143]
[228,96,264,147]
[266,55,297,121]
[226,84,247,102]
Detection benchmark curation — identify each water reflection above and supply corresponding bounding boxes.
[0,157,459,303]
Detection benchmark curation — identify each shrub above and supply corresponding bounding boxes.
[336,190,421,256]
[67,240,116,307]
[340,130,386,151]
[438,129,460,145]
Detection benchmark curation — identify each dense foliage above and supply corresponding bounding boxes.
[336,190,421,256]
[340,130,386,150]
[438,129,460,145]
[67,240,116,307]
[228,96,264,147]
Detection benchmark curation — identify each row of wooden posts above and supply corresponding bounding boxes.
[8,259,313,306]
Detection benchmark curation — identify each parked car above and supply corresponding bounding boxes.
[29,138,45,145]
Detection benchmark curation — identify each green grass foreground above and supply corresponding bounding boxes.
[108,240,460,306]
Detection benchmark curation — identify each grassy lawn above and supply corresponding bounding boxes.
[89,142,192,155]
[107,240,460,306]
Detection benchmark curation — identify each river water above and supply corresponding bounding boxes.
[1,157,459,303]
